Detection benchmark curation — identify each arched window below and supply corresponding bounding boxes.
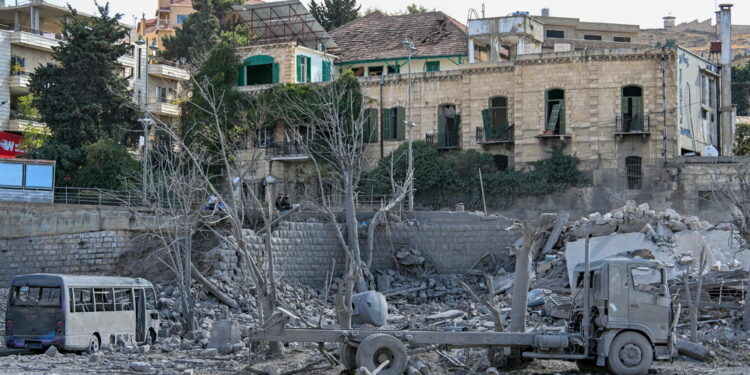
[621,85,643,132]
[481,96,510,141]
[438,104,460,148]
[237,55,278,86]
[545,89,565,134]
[625,156,642,190]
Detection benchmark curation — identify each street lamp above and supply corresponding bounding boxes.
[135,35,158,202]
[401,37,416,212]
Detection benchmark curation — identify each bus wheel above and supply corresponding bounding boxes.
[87,334,100,353]
[146,330,157,346]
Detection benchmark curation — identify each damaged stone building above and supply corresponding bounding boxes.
[229,2,736,213]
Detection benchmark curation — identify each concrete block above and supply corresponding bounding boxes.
[207,320,241,349]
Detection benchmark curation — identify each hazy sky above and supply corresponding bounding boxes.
[64,0,750,30]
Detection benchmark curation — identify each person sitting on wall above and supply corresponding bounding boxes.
[281,193,292,211]
[274,193,284,211]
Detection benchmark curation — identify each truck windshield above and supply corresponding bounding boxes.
[631,267,665,295]
[10,286,62,307]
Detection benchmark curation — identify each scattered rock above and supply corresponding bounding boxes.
[44,345,58,357]
[129,361,152,373]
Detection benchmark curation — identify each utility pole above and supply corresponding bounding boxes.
[136,36,158,202]
[402,37,416,212]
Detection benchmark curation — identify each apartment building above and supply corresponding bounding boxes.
[232,4,732,202]
[0,0,189,157]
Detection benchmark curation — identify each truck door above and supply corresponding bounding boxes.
[628,266,671,342]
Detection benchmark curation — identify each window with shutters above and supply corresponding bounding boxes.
[296,55,311,83]
[363,109,378,143]
[545,89,565,134]
[625,156,642,190]
[382,107,405,141]
[238,55,277,86]
[322,60,332,81]
[438,104,460,148]
[481,96,509,142]
[621,86,643,132]
[425,61,440,72]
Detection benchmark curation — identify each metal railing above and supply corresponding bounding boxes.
[476,124,514,143]
[53,187,143,206]
[0,23,65,40]
[425,131,461,149]
[616,114,650,133]
[269,141,305,157]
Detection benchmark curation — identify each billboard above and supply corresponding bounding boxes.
[0,132,23,158]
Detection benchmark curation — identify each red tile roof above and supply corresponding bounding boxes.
[329,11,467,62]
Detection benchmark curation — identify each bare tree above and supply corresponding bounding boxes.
[272,76,410,328]
[710,163,750,244]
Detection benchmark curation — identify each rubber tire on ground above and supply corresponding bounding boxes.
[575,359,603,373]
[146,329,157,346]
[607,332,653,375]
[339,343,358,370]
[355,334,408,375]
[87,334,100,353]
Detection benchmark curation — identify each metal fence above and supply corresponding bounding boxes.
[53,187,144,206]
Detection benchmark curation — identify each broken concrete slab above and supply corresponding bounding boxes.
[565,233,657,287]
[426,310,465,320]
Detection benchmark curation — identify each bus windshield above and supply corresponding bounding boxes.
[10,286,61,307]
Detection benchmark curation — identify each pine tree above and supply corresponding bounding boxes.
[309,0,361,31]
[29,4,138,147]
[27,4,139,188]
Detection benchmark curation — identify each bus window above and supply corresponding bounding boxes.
[145,288,156,310]
[115,288,133,311]
[73,288,94,312]
[10,286,61,307]
[94,288,114,312]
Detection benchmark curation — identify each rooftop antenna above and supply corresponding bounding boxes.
[482,3,485,18]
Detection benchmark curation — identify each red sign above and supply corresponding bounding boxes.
[0,132,24,158]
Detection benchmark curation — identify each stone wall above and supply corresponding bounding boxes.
[0,230,136,285]
[211,212,518,286]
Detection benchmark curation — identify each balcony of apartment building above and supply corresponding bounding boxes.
[147,96,180,117]
[425,104,461,150]
[0,23,64,52]
[615,86,650,141]
[476,124,514,146]
[9,71,30,95]
[148,61,190,81]
[116,48,135,67]
[8,110,44,132]
[535,88,572,143]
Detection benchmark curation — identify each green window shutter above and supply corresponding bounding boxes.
[306,56,311,83]
[296,55,303,83]
[631,97,644,131]
[546,103,560,132]
[322,61,331,82]
[396,107,405,141]
[272,63,279,83]
[382,109,392,140]
[426,61,440,72]
[558,101,566,134]
[367,109,378,142]
[237,66,245,86]
[438,108,446,147]
[481,108,491,139]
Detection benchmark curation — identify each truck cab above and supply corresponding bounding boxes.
[572,257,673,372]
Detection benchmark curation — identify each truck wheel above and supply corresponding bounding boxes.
[355,334,407,375]
[339,343,358,370]
[607,332,653,375]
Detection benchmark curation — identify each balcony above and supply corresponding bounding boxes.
[147,98,181,117]
[269,141,309,161]
[5,26,64,52]
[615,114,650,140]
[148,63,190,81]
[476,125,514,145]
[9,73,30,94]
[425,131,461,150]
[8,111,45,132]
[117,54,135,67]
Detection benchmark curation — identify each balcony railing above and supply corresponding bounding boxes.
[425,132,460,149]
[10,110,42,122]
[616,114,650,135]
[269,141,308,159]
[476,124,514,144]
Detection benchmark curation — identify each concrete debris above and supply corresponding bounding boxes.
[44,345,58,357]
